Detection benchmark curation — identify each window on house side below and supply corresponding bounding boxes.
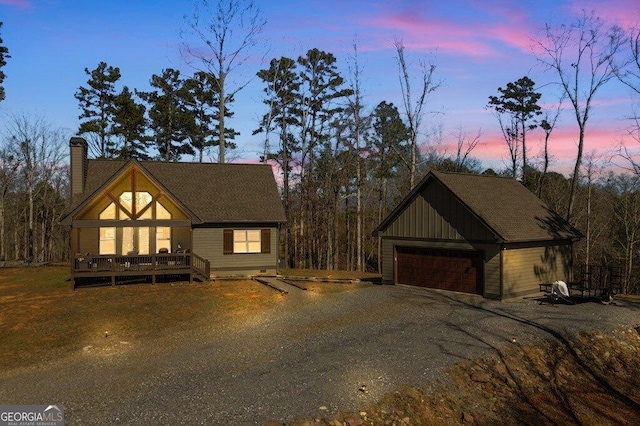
[233,230,261,253]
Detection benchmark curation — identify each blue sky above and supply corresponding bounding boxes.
[1,0,639,174]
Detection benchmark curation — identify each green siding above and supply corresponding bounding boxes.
[378,178,575,300]
[383,180,493,241]
[480,245,501,298]
[193,227,278,276]
[381,238,394,283]
[502,244,572,298]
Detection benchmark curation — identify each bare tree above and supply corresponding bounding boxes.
[181,0,266,163]
[618,115,640,180]
[452,128,482,172]
[496,115,520,178]
[537,97,563,197]
[614,27,640,95]
[614,27,640,176]
[533,11,626,223]
[0,145,18,260]
[581,152,605,267]
[348,39,366,272]
[395,40,439,188]
[6,114,66,260]
[610,173,640,293]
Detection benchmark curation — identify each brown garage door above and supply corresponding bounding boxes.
[396,247,482,294]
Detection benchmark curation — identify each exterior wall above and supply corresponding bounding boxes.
[77,227,99,255]
[479,244,501,299]
[502,242,573,298]
[385,180,494,241]
[379,179,498,295]
[193,226,278,276]
[381,237,502,298]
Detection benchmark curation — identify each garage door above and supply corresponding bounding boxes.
[396,247,482,294]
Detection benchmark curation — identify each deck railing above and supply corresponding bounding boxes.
[72,253,210,285]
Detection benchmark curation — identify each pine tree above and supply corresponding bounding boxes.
[182,0,266,163]
[138,69,194,161]
[112,86,150,159]
[75,62,121,158]
[255,56,301,267]
[182,71,237,162]
[0,22,10,103]
[487,76,542,185]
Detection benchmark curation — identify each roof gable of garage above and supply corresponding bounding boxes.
[374,171,582,243]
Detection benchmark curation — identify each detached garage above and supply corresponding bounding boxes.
[373,171,582,300]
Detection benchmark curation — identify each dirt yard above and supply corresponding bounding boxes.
[288,326,640,425]
[0,265,282,371]
[1,266,639,425]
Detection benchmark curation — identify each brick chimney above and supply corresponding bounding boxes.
[69,136,88,195]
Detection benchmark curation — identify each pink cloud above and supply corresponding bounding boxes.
[367,14,501,57]
[485,25,536,54]
[431,121,633,174]
[568,0,640,28]
[365,7,538,58]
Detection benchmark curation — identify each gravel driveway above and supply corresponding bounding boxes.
[1,282,638,425]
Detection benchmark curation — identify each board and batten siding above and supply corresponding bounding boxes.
[384,180,494,242]
[193,227,278,276]
[379,179,498,293]
[502,243,573,298]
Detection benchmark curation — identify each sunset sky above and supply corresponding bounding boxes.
[1,0,639,175]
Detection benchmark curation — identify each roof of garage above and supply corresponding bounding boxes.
[374,171,583,243]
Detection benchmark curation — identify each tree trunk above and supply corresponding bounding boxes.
[538,131,550,198]
[377,178,386,274]
[219,73,226,163]
[566,125,585,223]
[356,145,362,272]
[521,121,527,185]
[0,194,5,260]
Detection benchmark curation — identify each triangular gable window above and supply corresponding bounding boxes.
[85,165,186,255]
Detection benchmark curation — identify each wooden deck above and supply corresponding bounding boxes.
[72,253,210,287]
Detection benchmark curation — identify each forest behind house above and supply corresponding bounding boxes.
[1,4,640,293]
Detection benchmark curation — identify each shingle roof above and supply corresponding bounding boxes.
[376,171,582,243]
[65,159,286,224]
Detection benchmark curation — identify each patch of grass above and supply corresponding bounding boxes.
[280,268,381,280]
[289,280,373,294]
[0,266,283,370]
